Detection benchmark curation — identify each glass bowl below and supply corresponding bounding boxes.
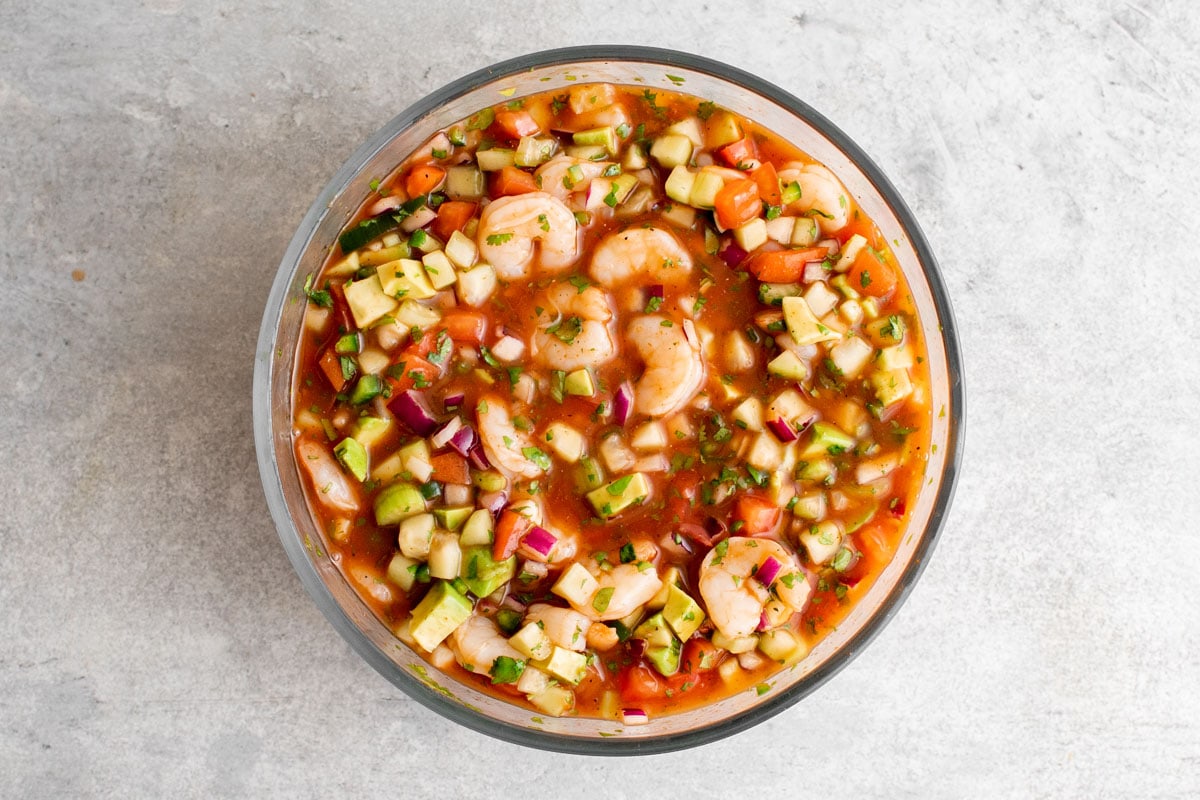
[253,45,963,755]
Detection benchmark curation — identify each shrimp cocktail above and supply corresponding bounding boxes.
[290,81,932,724]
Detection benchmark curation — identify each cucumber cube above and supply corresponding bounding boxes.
[397,512,435,559]
[572,126,618,156]
[433,505,473,531]
[458,545,516,598]
[421,250,457,291]
[375,482,426,526]
[343,273,398,328]
[444,230,478,269]
[458,508,494,546]
[767,350,808,382]
[650,134,693,168]
[782,295,841,345]
[664,166,697,205]
[476,148,515,171]
[733,218,768,252]
[351,416,391,450]
[689,170,724,210]
[378,258,436,301]
[333,437,368,482]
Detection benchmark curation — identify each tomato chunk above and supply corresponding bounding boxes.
[745,247,829,283]
[431,200,477,242]
[430,452,470,485]
[733,494,781,535]
[493,509,534,560]
[751,162,781,206]
[847,247,898,297]
[495,109,540,139]
[439,309,489,345]
[713,178,761,230]
[489,166,541,197]
[405,165,446,198]
[618,663,664,702]
[716,135,758,169]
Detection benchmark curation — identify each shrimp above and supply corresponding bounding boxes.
[477,395,544,480]
[530,281,617,371]
[450,615,524,675]
[525,603,591,651]
[296,440,358,513]
[568,563,663,622]
[698,537,813,639]
[475,192,580,280]
[778,162,850,233]
[535,155,613,200]
[626,315,704,418]
[588,227,693,288]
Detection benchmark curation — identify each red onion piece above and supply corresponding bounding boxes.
[802,260,828,283]
[430,416,463,450]
[468,438,490,470]
[478,490,508,516]
[626,638,646,659]
[387,389,439,436]
[647,284,664,299]
[613,382,634,426]
[757,612,770,632]
[676,523,714,548]
[621,708,649,726]
[765,416,797,443]
[519,526,557,560]
[757,555,783,587]
[718,240,748,268]
[449,424,478,458]
[443,392,465,412]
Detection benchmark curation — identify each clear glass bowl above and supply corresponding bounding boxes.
[253,46,964,754]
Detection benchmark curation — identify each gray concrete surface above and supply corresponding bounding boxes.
[2,1,1197,797]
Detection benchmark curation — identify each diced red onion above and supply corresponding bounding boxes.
[490,334,525,362]
[622,708,649,726]
[802,260,828,283]
[647,284,664,300]
[795,412,817,433]
[500,594,527,613]
[757,612,770,632]
[478,490,508,516]
[365,196,403,216]
[388,389,439,436]
[449,424,478,458]
[613,382,634,426]
[519,526,557,560]
[682,318,698,346]
[765,416,797,443]
[430,416,463,450]
[718,240,747,268]
[889,498,906,518]
[475,598,499,615]
[626,638,646,659]
[518,559,549,581]
[816,237,839,255]
[468,438,490,470]
[676,523,713,548]
[757,556,783,587]
[705,517,729,541]
[443,392,465,412]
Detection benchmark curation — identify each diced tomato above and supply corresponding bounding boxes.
[431,200,477,242]
[495,109,540,139]
[745,247,829,283]
[847,247,898,297]
[493,509,534,561]
[713,179,761,230]
[317,347,348,391]
[328,281,355,331]
[405,165,446,198]
[489,166,541,197]
[733,494,781,535]
[716,135,758,169]
[618,663,664,702]
[439,309,488,345]
[679,638,721,676]
[385,354,438,394]
[430,452,470,485]
[751,162,781,206]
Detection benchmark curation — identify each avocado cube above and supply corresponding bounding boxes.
[343,273,399,328]
[433,505,473,531]
[585,472,650,519]
[386,552,420,592]
[374,481,426,526]
[572,125,619,156]
[408,580,472,652]
[662,584,706,641]
[458,545,516,599]
[782,295,841,346]
[802,422,856,458]
[351,416,392,449]
[758,628,807,663]
[509,622,553,662]
[564,368,595,397]
[633,613,675,649]
[333,437,368,482]
[541,646,589,685]
[870,368,914,407]
[645,636,682,677]
[526,684,574,717]
[377,258,436,301]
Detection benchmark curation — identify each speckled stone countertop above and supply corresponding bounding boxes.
[2,2,1197,797]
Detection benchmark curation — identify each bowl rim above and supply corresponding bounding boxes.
[254,44,964,756]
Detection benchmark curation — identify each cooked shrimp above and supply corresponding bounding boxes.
[698,537,812,638]
[588,227,693,288]
[476,192,579,280]
[626,315,704,418]
[535,155,613,200]
[525,603,591,651]
[569,563,663,622]
[450,615,524,674]
[296,440,358,513]
[477,395,544,480]
[778,162,850,233]
[530,281,617,371]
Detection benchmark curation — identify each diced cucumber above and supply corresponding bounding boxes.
[758,282,804,306]
[443,230,478,270]
[386,552,420,592]
[666,117,704,147]
[375,482,426,526]
[552,562,600,608]
[800,520,842,565]
[573,456,605,493]
[509,621,553,661]
[456,264,498,307]
[870,368,914,406]
[733,218,768,251]
[804,281,840,317]
[796,458,836,485]
[421,250,457,291]
[758,629,807,663]
[348,374,383,405]
[704,110,743,148]
[732,397,765,432]
[544,422,585,463]
[445,165,484,199]
[792,490,827,520]
[397,512,435,559]
[572,126,618,156]
[377,258,436,301]
[744,431,785,472]
[459,508,494,546]
[585,472,650,519]
[791,216,820,246]
[351,416,391,449]
[622,142,648,171]
[660,202,697,229]
[358,243,409,268]
[664,166,696,205]
[689,170,724,210]
[650,134,693,168]
[433,506,473,531]
[343,273,399,328]
[515,136,558,167]
[782,295,841,345]
[476,148,516,171]
[804,421,856,457]
[428,530,462,580]
[767,350,808,382]
[393,298,442,330]
[458,545,515,598]
[828,336,873,379]
[333,437,368,482]
[408,580,472,651]
[564,144,608,162]
[339,215,399,254]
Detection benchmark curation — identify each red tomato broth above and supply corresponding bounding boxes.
[291,83,932,720]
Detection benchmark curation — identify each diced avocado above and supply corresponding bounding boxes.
[374,481,426,525]
[433,506,473,531]
[804,421,856,457]
[650,134,693,168]
[796,458,836,485]
[646,637,682,677]
[782,295,841,346]
[573,455,605,493]
[542,646,589,685]
[348,374,383,405]
[544,422,584,463]
[408,580,472,651]
[393,298,442,329]
[572,126,618,156]
[646,566,682,611]
[377,258,436,301]
[350,416,391,449]
[664,166,696,205]
[333,437,368,482]
[767,350,808,382]
[633,612,676,649]
[758,628,807,663]
[421,250,457,291]
[526,684,574,717]
[509,621,553,661]
[758,282,804,306]
[458,545,516,599]
[662,584,706,641]
[471,469,506,492]
[564,368,595,397]
[585,472,650,519]
[459,508,494,546]
[343,273,399,328]
[689,170,723,210]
